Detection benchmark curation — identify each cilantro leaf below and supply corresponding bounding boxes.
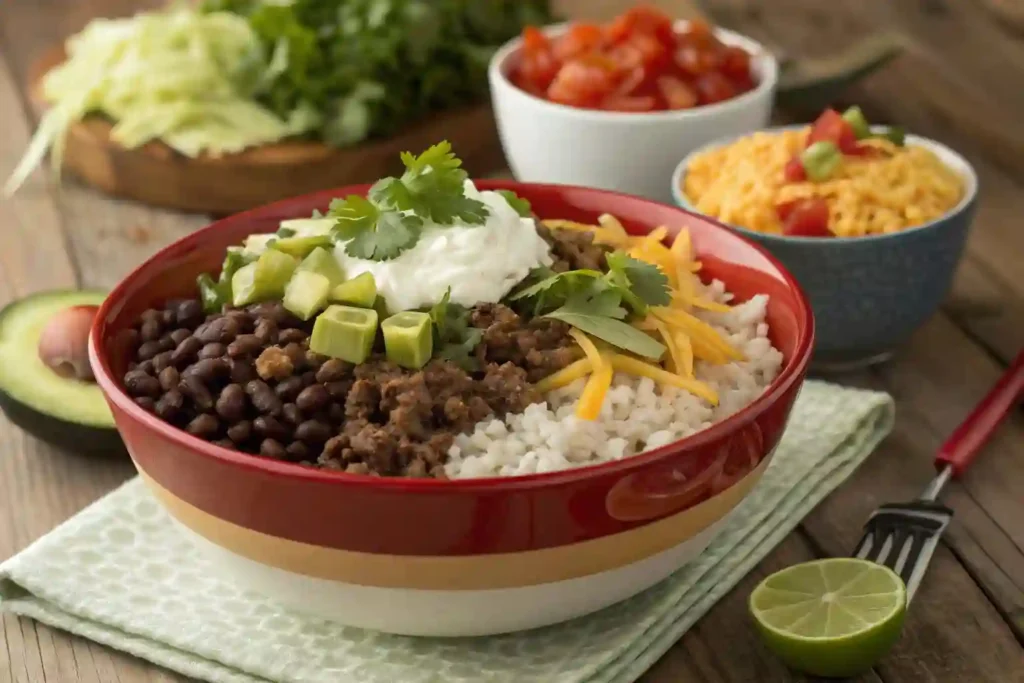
[329,195,422,260]
[605,252,671,307]
[496,189,532,217]
[508,269,603,303]
[428,286,481,371]
[544,287,665,361]
[438,328,483,372]
[397,141,488,224]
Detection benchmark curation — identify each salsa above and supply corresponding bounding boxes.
[509,5,756,112]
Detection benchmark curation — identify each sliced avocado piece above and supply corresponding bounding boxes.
[297,246,345,287]
[382,311,433,369]
[0,290,123,456]
[241,233,276,260]
[330,272,377,308]
[231,262,259,307]
[310,305,378,364]
[231,249,300,307]
[283,271,331,321]
[270,235,333,258]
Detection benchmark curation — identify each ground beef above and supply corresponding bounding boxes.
[537,222,611,272]
[122,299,577,478]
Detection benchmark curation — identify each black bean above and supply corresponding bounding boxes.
[245,380,282,415]
[304,350,326,370]
[228,358,256,384]
[186,357,230,383]
[168,328,191,345]
[140,319,162,342]
[275,376,305,402]
[278,328,307,345]
[155,389,184,420]
[326,381,350,400]
[295,420,330,444]
[180,375,214,411]
[175,299,204,327]
[195,316,240,345]
[282,403,303,426]
[216,384,247,421]
[124,370,161,397]
[152,351,174,373]
[223,309,255,332]
[199,343,227,360]
[227,420,252,444]
[212,439,235,449]
[259,438,287,459]
[227,334,262,358]
[296,384,330,413]
[171,337,203,366]
[285,441,309,461]
[254,415,289,441]
[187,414,219,438]
[301,371,317,386]
[137,341,164,361]
[161,309,176,326]
[136,359,155,375]
[140,308,162,324]
[316,359,350,383]
[134,396,156,412]
[282,343,306,369]
[253,318,278,345]
[328,403,345,424]
[158,366,180,392]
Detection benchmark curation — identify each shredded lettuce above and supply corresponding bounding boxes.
[4,6,317,195]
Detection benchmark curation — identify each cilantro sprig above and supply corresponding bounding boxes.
[326,141,482,261]
[506,254,671,360]
[428,288,482,372]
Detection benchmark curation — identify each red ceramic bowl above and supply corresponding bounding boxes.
[89,182,813,636]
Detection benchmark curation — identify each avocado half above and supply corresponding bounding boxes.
[0,290,125,456]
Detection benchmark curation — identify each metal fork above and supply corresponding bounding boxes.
[853,349,1024,602]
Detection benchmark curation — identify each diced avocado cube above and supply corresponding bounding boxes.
[841,106,871,140]
[254,248,298,298]
[297,247,345,287]
[231,262,260,307]
[371,294,391,321]
[330,272,377,308]
[278,217,335,236]
[310,305,379,364]
[381,311,433,370]
[270,235,333,258]
[283,271,331,321]
[241,233,276,259]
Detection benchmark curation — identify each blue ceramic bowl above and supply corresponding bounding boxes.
[671,126,979,370]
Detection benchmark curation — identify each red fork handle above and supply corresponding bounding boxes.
[935,349,1024,478]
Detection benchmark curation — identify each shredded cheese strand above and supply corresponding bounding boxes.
[577,353,614,420]
[535,357,592,393]
[610,354,719,405]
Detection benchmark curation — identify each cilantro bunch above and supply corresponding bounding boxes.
[508,254,672,360]
[200,0,554,146]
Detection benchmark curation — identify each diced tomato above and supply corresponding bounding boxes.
[554,23,604,61]
[517,50,559,94]
[522,26,550,55]
[627,31,670,70]
[546,57,616,107]
[674,44,721,76]
[807,108,859,154]
[694,71,735,104]
[783,157,807,182]
[656,75,698,109]
[614,66,647,96]
[780,198,831,237]
[601,95,658,111]
[625,4,675,38]
[607,42,644,72]
[846,142,883,157]
[719,45,751,80]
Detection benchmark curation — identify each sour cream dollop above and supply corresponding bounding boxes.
[334,181,553,312]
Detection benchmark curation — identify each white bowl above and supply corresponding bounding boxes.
[488,20,779,203]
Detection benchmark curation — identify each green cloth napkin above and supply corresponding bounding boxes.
[0,380,893,683]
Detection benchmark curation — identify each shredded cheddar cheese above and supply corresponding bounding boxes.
[537,215,746,420]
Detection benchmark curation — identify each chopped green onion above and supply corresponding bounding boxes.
[842,106,871,140]
[800,141,843,182]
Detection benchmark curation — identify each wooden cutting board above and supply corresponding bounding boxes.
[28,46,505,215]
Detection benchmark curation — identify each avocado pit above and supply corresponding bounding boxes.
[37,304,98,382]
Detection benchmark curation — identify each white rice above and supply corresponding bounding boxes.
[444,280,784,479]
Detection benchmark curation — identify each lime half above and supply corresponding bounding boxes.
[749,558,907,678]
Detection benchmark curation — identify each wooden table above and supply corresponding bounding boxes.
[2,0,1023,681]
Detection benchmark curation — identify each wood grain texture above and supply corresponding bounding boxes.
[1,0,1023,682]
